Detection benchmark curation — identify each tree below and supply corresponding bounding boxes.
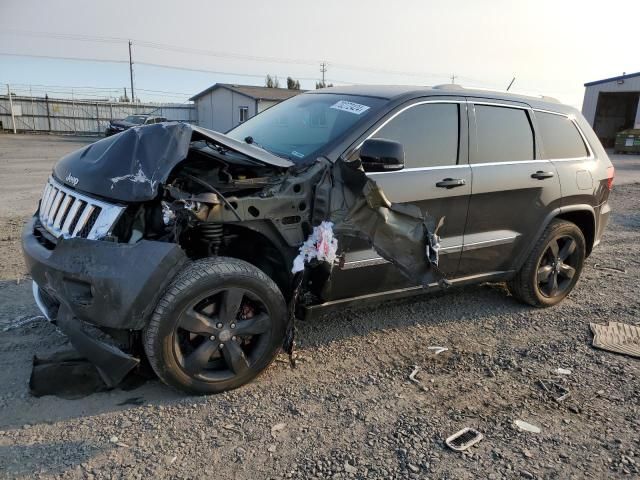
[265,75,281,88]
[287,77,301,90]
[315,81,333,89]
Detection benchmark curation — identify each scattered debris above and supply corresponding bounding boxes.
[445,427,484,452]
[408,366,421,384]
[344,462,357,474]
[593,263,627,274]
[427,346,448,355]
[271,422,287,438]
[267,444,277,453]
[2,315,45,332]
[590,321,640,358]
[554,367,572,375]
[539,379,570,402]
[109,436,119,444]
[514,420,541,433]
[222,424,245,439]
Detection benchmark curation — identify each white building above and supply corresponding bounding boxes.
[582,72,640,146]
[190,83,303,133]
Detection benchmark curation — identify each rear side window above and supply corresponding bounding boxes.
[371,103,459,168]
[472,105,534,163]
[536,112,588,159]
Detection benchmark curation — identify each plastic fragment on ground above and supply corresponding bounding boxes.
[514,420,541,433]
[291,221,338,273]
[590,321,640,358]
[555,367,572,375]
[445,427,484,451]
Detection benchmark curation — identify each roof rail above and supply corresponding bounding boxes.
[432,83,559,103]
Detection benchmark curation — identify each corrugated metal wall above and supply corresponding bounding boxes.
[582,76,640,126]
[0,95,197,135]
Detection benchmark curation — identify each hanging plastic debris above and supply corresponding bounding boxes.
[291,221,338,273]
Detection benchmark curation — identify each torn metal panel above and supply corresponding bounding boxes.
[317,158,444,287]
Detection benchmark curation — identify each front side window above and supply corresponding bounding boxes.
[239,107,249,123]
[227,94,386,162]
[536,111,588,159]
[370,102,459,168]
[472,105,534,163]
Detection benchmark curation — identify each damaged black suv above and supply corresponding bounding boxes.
[23,85,614,394]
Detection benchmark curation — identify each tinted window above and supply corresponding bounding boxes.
[472,105,534,163]
[371,103,459,168]
[536,112,588,159]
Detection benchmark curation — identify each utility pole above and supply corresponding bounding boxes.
[320,62,327,85]
[7,84,16,134]
[128,40,135,103]
[450,74,457,84]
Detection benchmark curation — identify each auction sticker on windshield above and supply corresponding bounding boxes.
[330,100,370,115]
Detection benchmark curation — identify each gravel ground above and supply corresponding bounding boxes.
[0,134,639,479]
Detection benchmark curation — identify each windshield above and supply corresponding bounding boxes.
[124,115,147,125]
[227,94,386,162]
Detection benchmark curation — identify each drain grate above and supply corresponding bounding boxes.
[445,427,483,452]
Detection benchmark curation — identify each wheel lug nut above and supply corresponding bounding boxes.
[230,323,236,329]
[232,336,237,341]
[209,335,216,341]
[219,343,224,349]
[216,322,223,329]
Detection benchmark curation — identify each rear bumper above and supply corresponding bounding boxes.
[22,215,187,386]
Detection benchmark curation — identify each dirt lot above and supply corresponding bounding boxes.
[0,134,639,479]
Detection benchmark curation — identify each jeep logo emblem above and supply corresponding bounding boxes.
[65,173,79,186]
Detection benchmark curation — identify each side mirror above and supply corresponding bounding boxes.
[360,138,405,172]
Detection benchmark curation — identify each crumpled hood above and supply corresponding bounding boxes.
[53,123,293,203]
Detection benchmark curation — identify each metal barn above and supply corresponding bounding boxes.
[582,72,640,147]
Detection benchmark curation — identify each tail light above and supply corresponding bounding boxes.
[606,166,615,191]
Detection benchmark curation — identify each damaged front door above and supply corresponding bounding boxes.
[327,98,471,300]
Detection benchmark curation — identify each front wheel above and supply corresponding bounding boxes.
[143,257,287,394]
[508,219,586,307]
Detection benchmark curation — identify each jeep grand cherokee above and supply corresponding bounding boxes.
[23,85,614,394]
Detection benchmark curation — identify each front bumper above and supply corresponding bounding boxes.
[22,216,187,385]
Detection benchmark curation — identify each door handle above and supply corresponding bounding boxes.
[436,178,466,189]
[531,171,555,180]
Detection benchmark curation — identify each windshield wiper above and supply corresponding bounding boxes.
[244,136,293,161]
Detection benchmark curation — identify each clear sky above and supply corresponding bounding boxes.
[1,0,638,108]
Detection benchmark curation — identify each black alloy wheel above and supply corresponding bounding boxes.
[174,287,273,382]
[536,235,579,298]
[144,257,287,394]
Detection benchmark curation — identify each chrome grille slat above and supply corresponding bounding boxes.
[38,177,125,241]
[61,198,82,236]
[47,191,65,226]
[72,204,96,237]
[53,194,72,229]
[40,185,56,223]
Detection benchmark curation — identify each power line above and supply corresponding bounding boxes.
[1,29,462,82]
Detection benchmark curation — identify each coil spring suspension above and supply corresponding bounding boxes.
[199,223,223,255]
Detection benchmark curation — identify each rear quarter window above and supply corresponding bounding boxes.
[536,111,589,159]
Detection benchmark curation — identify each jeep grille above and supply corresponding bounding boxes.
[38,177,125,240]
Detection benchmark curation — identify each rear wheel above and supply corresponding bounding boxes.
[143,257,287,394]
[508,219,586,307]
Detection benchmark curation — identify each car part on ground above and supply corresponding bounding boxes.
[445,428,484,452]
[590,321,640,358]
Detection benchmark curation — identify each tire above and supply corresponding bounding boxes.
[508,219,586,308]
[143,257,287,394]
